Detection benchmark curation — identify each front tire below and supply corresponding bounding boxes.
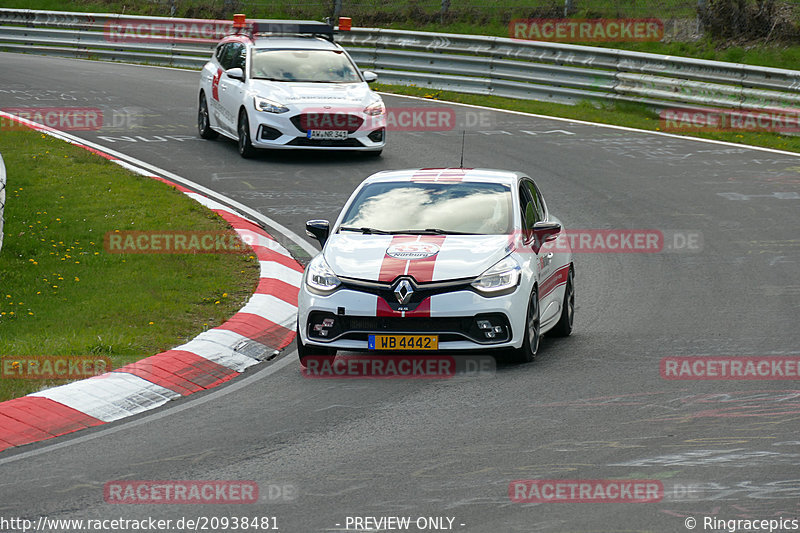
[237,109,256,158]
[551,267,574,337]
[197,93,218,140]
[506,286,540,364]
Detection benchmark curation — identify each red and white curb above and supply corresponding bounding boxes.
[0,112,303,452]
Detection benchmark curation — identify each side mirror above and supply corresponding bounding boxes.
[306,220,330,247]
[532,221,561,253]
[225,67,244,81]
[362,71,378,83]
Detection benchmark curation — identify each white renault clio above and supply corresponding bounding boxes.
[198,17,386,157]
[297,168,575,366]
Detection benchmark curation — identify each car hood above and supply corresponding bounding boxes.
[323,233,514,283]
[249,80,376,109]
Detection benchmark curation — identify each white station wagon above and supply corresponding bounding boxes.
[198,17,386,157]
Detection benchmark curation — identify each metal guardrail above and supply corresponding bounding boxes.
[0,8,798,111]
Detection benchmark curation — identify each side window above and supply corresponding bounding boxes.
[215,43,229,65]
[233,44,247,71]
[518,184,535,232]
[524,180,545,223]
[217,43,242,70]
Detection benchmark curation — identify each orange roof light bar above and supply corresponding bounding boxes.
[232,13,247,29]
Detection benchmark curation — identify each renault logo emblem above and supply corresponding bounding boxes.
[393,279,414,305]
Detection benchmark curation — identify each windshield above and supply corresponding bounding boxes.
[251,49,361,83]
[339,181,513,235]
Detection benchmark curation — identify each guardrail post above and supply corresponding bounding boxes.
[0,153,5,254]
[333,0,342,21]
[564,0,575,16]
[441,0,450,23]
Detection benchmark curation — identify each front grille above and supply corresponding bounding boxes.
[287,137,364,147]
[340,276,474,313]
[306,312,511,345]
[290,113,364,134]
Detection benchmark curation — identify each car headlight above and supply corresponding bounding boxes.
[363,100,385,116]
[471,256,521,294]
[254,96,289,114]
[305,255,341,294]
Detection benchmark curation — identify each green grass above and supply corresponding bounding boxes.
[0,128,260,402]
[375,82,800,154]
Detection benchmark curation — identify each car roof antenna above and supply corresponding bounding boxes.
[459,130,466,168]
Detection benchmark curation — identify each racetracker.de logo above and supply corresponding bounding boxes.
[660,107,800,133]
[1,108,103,131]
[301,355,496,379]
[104,230,251,254]
[1,355,111,380]
[104,481,258,504]
[510,18,664,42]
[508,479,663,503]
[302,355,456,379]
[300,106,495,132]
[104,18,233,43]
[660,356,800,380]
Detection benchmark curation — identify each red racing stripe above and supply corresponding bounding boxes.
[539,264,571,299]
[378,235,419,283]
[406,235,446,283]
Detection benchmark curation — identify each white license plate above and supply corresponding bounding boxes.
[308,130,348,140]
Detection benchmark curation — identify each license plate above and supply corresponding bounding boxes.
[368,334,439,351]
[308,130,348,140]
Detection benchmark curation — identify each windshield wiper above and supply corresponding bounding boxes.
[338,226,393,235]
[391,228,480,235]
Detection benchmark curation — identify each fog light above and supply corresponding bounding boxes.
[322,318,335,327]
[314,324,325,331]
[493,326,503,333]
[477,320,492,330]
[319,329,329,337]
[485,331,496,339]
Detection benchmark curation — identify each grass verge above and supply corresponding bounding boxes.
[0,127,260,402]
[375,82,800,154]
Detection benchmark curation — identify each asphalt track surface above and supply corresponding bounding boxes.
[1,52,799,532]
